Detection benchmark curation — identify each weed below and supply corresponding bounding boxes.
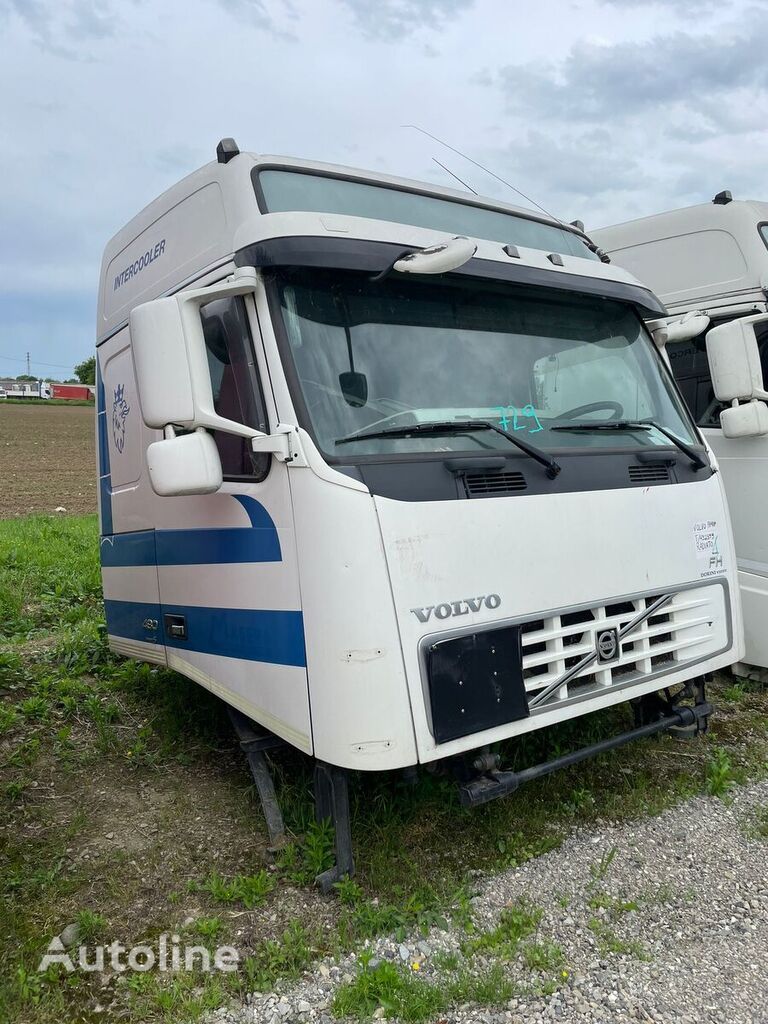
[706,747,735,798]
[748,805,768,839]
[722,682,748,703]
[19,696,49,721]
[302,818,336,878]
[5,781,25,803]
[13,965,43,1005]
[444,962,516,1006]
[194,917,223,941]
[589,847,617,884]
[463,902,541,958]
[0,704,18,734]
[587,893,638,914]
[241,921,315,990]
[522,939,564,972]
[432,950,460,971]
[333,880,467,943]
[332,958,517,1022]
[588,918,649,960]
[494,832,562,869]
[197,869,275,909]
[565,786,595,812]
[332,959,445,1023]
[76,909,106,942]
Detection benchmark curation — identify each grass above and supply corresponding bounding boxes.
[193,870,275,909]
[332,957,517,1022]
[587,918,649,960]
[462,902,542,958]
[1,398,94,406]
[2,514,768,1024]
[241,921,317,991]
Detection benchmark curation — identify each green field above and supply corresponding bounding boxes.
[2,515,768,1023]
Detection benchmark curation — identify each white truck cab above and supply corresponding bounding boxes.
[97,142,741,884]
[594,196,768,677]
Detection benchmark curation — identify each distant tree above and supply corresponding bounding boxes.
[16,374,35,381]
[74,356,96,386]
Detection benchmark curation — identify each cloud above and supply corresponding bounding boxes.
[598,0,725,10]
[336,0,475,40]
[214,0,299,39]
[480,10,768,225]
[497,17,768,124]
[0,0,117,57]
[214,0,475,40]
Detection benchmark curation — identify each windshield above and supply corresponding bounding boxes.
[273,269,698,458]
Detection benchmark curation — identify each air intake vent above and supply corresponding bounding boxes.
[464,470,527,496]
[629,464,670,484]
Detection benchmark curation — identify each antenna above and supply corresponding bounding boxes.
[403,124,561,224]
[431,158,478,195]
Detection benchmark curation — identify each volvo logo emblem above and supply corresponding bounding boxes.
[596,628,619,663]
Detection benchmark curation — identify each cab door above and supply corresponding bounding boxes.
[671,320,768,669]
[153,293,311,752]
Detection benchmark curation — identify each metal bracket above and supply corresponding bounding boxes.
[228,708,288,851]
[313,762,355,893]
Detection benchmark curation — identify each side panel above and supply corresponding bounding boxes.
[97,331,166,666]
[289,470,418,771]
[153,484,312,753]
[706,427,768,668]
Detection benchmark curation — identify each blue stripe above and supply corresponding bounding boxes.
[104,600,306,667]
[156,520,280,564]
[100,531,156,567]
[96,368,113,536]
[99,497,281,567]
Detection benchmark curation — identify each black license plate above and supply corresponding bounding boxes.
[427,625,530,744]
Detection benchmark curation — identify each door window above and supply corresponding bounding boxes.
[200,296,270,480]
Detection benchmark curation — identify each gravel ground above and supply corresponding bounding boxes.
[211,779,768,1024]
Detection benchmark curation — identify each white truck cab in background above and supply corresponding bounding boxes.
[97,141,742,884]
[594,194,768,676]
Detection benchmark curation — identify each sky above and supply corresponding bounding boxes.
[0,0,766,378]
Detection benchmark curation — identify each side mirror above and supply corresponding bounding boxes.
[130,267,260,438]
[707,314,768,439]
[147,429,223,496]
[706,314,768,402]
[129,268,295,474]
[720,400,768,439]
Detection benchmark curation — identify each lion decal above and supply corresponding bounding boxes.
[112,384,130,454]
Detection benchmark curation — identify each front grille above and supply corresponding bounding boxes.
[629,464,671,483]
[520,588,721,711]
[464,470,527,496]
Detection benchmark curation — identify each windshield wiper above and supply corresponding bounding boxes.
[551,420,707,470]
[335,419,561,478]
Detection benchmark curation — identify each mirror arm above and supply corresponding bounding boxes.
[251,424,304,464]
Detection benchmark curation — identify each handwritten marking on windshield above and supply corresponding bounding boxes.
[496,406,544,434]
